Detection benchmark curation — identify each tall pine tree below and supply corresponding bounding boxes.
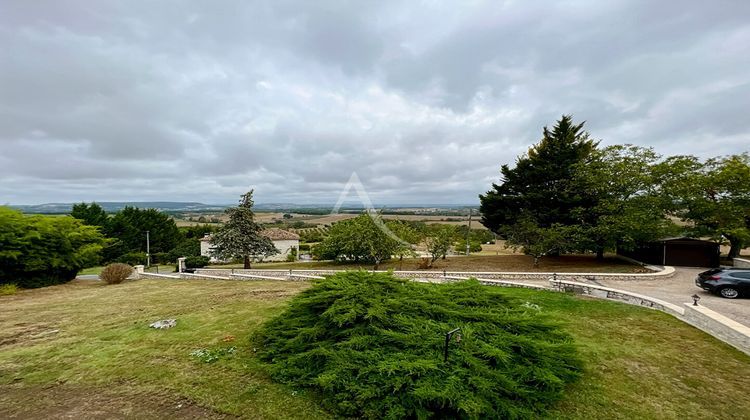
[209,190,277,268]
[480,115,598,233]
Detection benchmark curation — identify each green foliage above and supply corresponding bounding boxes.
[455,239,482,253]
[480,115,598,233]
[0,207,106,288]
[502,215,575,267]
[314,213,407,268]
[209,191,278,268]
[660,153,750,257]
[164,237,201,262]
[571,145,674,256]
[425,224,456,264]
[286,247,298,262]
[298,243,311,252]
[99,263,133,285]
[103,207,180,262]
[255,271,582,419]
[70,202,109,228]
[190,346,237,363]
[184,255,210,269]
[115,252,147,266]
[0,284,18,295]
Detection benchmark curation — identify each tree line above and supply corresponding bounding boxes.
[70,202,214,265]
[479,115,750,266]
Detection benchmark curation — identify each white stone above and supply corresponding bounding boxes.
[149,319,177,329]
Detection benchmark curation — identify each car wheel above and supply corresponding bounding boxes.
[718,287,740,299]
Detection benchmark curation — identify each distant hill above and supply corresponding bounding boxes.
[9,202,229,214]
[8,201,478,214]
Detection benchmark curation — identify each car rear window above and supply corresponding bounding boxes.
[730,272,750,279]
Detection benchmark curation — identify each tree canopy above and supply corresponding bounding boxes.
[661,153,750,257]
[209,191,278,268]
[0,207,105,288]
[480,115,598,233]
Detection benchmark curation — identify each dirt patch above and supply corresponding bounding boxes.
[0,323,60,348]
[0,384,234,419]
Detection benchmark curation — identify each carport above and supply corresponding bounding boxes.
[619,237,720,268]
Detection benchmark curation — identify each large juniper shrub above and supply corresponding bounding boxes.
[254,271,582,419]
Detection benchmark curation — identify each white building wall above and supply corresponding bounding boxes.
[266,239,299,262]
[200,239,298,263]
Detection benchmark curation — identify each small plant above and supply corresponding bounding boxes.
[0,284,19,296]
[184,255,210,269]
[190,346,237,363]
[99,263,133,284]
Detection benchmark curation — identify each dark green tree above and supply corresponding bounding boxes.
[0,207,105,288]
[103,207,180,262]
[209,191,278,268]
[70,202,109,228]
[480,115,598,233]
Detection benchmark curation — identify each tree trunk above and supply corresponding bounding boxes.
[728,238,743,259]
[373,260,380,271]
[243,255,251,269]
[532,255,540,268]
[399,256,404,271]
[596,247,604,260]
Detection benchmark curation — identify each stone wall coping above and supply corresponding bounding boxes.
[551,279,686,315]
[230,273,287,281]
[683,303,750,337]
[141,272,180,279]
[197,265,675,278]
[181,272,229,280]
[733,258,750,268]
[445,275,548,290]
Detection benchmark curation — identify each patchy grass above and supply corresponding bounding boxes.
[1,279,748,419]
[0,284,18,296]
[216,254,648,273]
[78,264,175,276]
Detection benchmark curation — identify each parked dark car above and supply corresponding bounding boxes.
[696,268,750,299]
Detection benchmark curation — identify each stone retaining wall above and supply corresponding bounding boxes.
[550,279,750,356]
[194,266,675,282]
[734,258,750,268]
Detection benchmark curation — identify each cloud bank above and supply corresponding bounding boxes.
[2,0,748,204]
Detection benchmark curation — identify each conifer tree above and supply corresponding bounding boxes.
[209,190,277,268]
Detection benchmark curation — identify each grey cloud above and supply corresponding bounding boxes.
[1,0,748,205]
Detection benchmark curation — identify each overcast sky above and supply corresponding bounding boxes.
[1,1,749,205]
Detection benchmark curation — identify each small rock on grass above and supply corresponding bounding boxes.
[149,319,177,329]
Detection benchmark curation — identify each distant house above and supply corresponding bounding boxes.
[200,228,300,262]
[618,237,720,268]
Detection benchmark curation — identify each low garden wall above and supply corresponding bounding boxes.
[194,266,675,282]
[734,258,750,268]
[550,279,750,356]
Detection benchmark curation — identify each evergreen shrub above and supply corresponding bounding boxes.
[254,271,582,419]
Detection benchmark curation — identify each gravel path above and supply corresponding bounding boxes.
[587,268,750,327]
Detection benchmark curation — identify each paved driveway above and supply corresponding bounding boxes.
[589,268,750,327]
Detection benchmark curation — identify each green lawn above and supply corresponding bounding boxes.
[1,279,748,419]
[215,254,649,273]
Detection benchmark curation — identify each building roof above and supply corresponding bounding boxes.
[199,228,299,242]
[261,228,300,240]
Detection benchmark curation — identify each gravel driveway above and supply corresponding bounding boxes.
[589,267,750,327]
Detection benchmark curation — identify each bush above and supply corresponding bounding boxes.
[100,263,133,284]
[115,252,147,266]
[254,271,582,419]
[0,207,105,288]
[184,255,210,269]
[0,284,18,296]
